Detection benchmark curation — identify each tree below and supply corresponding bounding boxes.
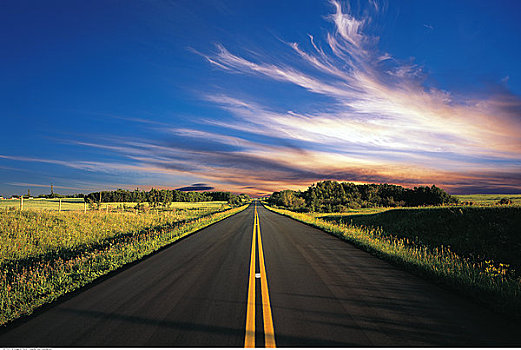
[148,188,161,208]
[270,181,458,212]
[160,190,173,209]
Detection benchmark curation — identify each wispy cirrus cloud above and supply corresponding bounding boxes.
[189,0,521,193]
[202,4,521,157]
[2,1,520,196]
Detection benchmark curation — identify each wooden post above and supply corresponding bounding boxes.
[106,205,109,213]
[59,198,62,212]
[20,196,23,211]
[84,201,87,213]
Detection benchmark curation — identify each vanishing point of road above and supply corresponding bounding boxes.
[1,201,520,347]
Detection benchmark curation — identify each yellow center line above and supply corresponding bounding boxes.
[256,206,276,348]
[244,202,276,348]
[244,203,257,348]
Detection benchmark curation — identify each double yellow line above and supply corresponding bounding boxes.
[244,202,276,348]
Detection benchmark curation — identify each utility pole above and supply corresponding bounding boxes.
[51,183,54,196]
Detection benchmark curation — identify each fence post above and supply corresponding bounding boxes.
[84,201,87,213]
[106,205,109,213]
[20,196,23,211]
[59,198,62,212]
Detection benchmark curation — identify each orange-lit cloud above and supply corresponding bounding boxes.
[194,0,521,193]
[2,1,520,196]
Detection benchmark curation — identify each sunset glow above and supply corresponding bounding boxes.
[1,0,520,196]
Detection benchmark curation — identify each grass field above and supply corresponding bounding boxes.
[313,207,389,217]
[321,206,521,275]
[264,203,521,319]
[455,194,521,205]
[0,198,86,211]
[0,198,230,212]
[0,203,247,326]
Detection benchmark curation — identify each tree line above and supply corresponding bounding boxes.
[36,193,84,199]
[267,180,458,212]
[83,188,250,207]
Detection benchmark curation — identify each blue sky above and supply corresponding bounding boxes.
[1,0,521,197]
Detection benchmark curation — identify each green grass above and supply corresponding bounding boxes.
[0,203,247,326]
[321,206,521,275]
[455,194,521,205]
[313,207,389,217]
[263,203,521,319]
[0,198,86,211]
[0,198,230,212]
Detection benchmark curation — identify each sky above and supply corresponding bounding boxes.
[1,0,521,197]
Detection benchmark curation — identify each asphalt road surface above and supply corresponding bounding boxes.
[1,201,520,347]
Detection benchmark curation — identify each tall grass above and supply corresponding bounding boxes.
[0,206,225,262]
[264,204,521,319]
[0,204,247,326]
[322,206,521,275]
[0,198,230,212]
[455,194,521,206]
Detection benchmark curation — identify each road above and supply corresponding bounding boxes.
[1,201,520,346]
